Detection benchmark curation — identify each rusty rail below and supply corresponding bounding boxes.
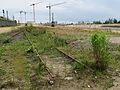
[55,48,94,72]
[23,30,54,79]
[10,30,23,38]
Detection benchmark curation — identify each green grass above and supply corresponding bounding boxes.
[0,26,120,89]
[91,32,110,71]
[25,27,67,54]
[0,26,67,89]
[0,68,6,76]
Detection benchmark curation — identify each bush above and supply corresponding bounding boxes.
[91,32,109,71]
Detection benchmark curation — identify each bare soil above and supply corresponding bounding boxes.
[42,55,72,78]
[109,37,120,44]
[109,76,120,90]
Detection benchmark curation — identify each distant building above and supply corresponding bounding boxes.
[0,16,17,27]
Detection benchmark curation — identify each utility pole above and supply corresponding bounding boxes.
[46,2,66,24]
[13,16,15,21]
[52,12,54,22]
[6,11,9,19]
[30,2,41,23]
[23,11,32,23]
[24,12,27,23]
[51,12,55,27]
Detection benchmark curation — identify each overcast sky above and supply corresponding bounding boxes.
[0,0,120,23]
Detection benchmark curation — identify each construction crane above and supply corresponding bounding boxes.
[22,11,32,23]
[20,11,24,23]
[46,2,66,23]
[12,11,23,23]
[30,2,42,23]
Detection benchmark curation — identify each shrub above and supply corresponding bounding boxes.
[91,32,109,70]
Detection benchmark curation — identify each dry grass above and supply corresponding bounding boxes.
[0,26,22,34]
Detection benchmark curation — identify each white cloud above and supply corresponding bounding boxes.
[0,0,120,22]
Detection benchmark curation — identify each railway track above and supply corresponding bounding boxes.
[10,30,23,38]
[41,49,72,78]
[23,31,71,81]
[23,30,71,81]
[6,27,94,84]
[55,48,94,72]
[23,30,54,80]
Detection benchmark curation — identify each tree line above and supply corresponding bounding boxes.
[93,18,120,24]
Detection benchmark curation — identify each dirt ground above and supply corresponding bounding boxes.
[69,39,120,90]
[109,37,120,44]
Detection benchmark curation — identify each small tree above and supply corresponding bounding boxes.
[113,18,117,23]
[91,32,109,70]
